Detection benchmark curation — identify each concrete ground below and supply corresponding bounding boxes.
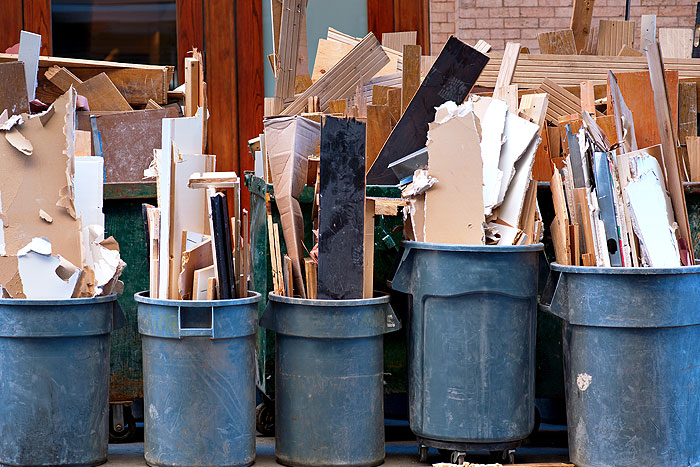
[106,423,570,466]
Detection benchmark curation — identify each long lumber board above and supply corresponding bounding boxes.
[476,53,700,88]
[0,53,172,105]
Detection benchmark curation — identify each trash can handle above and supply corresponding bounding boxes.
[178,306,215,338]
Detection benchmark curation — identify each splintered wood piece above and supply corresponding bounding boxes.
[367,37,489,185]
[570,0,595,53]
[519,181,538,244]
[363,198,375,299]
[366,105,392,173]
[146,99,163,109]
[328,99,347,114]
[274,0,305,100]
[597,20,636,56]
[551,215,570,265]
[184,57,200,117]
[551,169,570,226]
[272,223,285,295]
[304,258,317,299]
[401,44,421,115]
[647,42,694,263]
[282,33,389,115]
[265,193,283,295]
[74,72,132,111]
[493,42,520,103]
[582,253,595,266]
[570,223,581,265]
[580,80,596,113]
[370,197,409,216]
[659,28,693,59]
[45,65,82,92]
[318,117,366,299]
[283,254,293,297]
[538,30,576,55]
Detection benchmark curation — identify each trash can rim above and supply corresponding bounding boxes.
[134,290,262,306]
[0,293,118,306]
[402,241,544,252]
[268,292,391,306]
[550,262,700,275]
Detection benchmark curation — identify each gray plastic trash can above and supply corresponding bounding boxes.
[0,294,124,467]
[540,264,700,467]
[135,291,261,467]
[391,242,544,463]
[260,293,401,467]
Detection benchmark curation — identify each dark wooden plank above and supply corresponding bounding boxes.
[177,0,204,85]
[91,108,179,183]
[0,61,29,115]
[367,0,394,47]
[210,192,235,299]
[23,0,51,55]
[393,0,430,55]
[367,37,488,185]
[235,0,264,220]
[318,117,366,300]
[0,2,22,52]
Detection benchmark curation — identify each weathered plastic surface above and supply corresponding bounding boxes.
[260,293,401,467]
[0,294,123,467]
[391,242,543,444]
[135,291,261,467]
[541,264,700,467]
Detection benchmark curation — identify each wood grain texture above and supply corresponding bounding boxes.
[618,44,643,56]
[659,27,693,59]
[367,0,394,47]
[570,0,595,54]
[580,80,595,113]
[45,66,82,92]
[538,29,576,55]
[367,37,489,185]
[393,0,430,54]
[539,78,581,122]
[318,117,366,300]
[401,44,421,115]
[177,0,204,85]
[688,136,700,181]
[274,0,305,99]
[597,20,635,56]
[493,41,520,99]
[606,70,678,152]
[366,104,392,172]
[0,2,22,52]
[74,73,132,111]
[0,61,29,115]
[23,0,51,55]
[382,31,417,52]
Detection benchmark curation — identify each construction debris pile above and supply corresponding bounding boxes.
[0,31,132,299]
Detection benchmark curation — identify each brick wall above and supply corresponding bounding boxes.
[430,0,699,54]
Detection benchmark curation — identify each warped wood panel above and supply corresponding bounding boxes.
[282,33,389,115]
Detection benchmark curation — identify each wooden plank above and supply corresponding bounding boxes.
[641,14,656,53]
[147,207,160,298]
[326,28,402,75]
[551,215,570,265]
[618,44,643,56]
[694,5,700,58]
[493,42,520,102]
[74,73,132,111]
[574,188,596,264]
[304,258,317,299]
[282,33,389,115]
[45,66,82,92]
[206,276,217,299]
[283,254,293,297]
[366,104,392,173]
[318,117,366,300]
[382,31,417,52]
[0,62,29,116]
[659,27,693,59]
[363,198,375,299]
[367,37,489,185]
[678,81,697,181]
[367,0,395,51]
[266,193,284,295]
[401,44,421,115]
[687,136,700,181]
[23,0,51,55]
[647,42,694,264]
[274,0,305,100]
[570,0,595,54]
[597,20,635,56]
[539,78,581,122]
[580,80,596,113]
[607,70,678,153]
[570,223,580,265]
[184,57,200,117]
[538,29,576,55]
[519,93,549,128]
[0,2,22,53]
[473,40,492,54]
[393,0,431,54]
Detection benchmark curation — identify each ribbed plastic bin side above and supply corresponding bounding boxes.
[391,242,543,449]
[260,294,401,467]
[0,294,122,467]
[135,291,261,467]
[541,264,700,467]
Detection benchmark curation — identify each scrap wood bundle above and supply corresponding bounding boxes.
[0,32,128,299]
[548,45,694,268]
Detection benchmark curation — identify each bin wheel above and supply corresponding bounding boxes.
[109,404,136,443]
[502,449,515,464]
[256,402,275,436]
[450,451,466,464]
[418,445,429,463]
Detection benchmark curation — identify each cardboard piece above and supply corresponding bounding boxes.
[424,104,484,244]
[264,116,320,298]
[178,239,213,300]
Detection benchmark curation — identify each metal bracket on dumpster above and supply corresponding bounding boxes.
[178,306,215,338]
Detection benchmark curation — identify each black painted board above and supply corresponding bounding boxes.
[318,117,366,300]
[366,36,489,185]
[210,192,236,299]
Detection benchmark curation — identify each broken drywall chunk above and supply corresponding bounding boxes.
[496,112,540,207]
[17,237,81,299]
[88,225,127,295]
[401,169,437,198]
[0,114,23,131]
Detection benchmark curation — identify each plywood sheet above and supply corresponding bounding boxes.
[0,62,29,116]
[538,29,576,55]
[659,28,693,59]
[597,20,635,56]
[74,72,132,111]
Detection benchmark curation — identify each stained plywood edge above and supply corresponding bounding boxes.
[282,33,390,115]
[538,29,576,55]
